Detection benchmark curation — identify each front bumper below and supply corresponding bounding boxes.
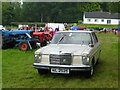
[33,63,91,71]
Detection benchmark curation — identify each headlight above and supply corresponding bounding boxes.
[34,54,42,63]
[82,56,90,65]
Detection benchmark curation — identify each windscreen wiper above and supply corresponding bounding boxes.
[81,41,84,46]
[57,34,66,45]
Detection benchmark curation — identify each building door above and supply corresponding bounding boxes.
[107,20,111,24]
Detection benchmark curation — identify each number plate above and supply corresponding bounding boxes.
[51,68,69,74]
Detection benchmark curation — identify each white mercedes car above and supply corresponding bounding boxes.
[33,31,101,77]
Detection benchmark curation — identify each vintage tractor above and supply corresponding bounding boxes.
[2,30,36,51]
[1,29,53,50]
[33,31,52,47]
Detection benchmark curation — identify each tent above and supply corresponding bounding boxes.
[78,27,86,30]
[70,26,78,30]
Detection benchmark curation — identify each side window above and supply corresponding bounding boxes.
[95,19,97,22]
[92,33,98,44]
[87,19,91,22]
[89,33,93,44]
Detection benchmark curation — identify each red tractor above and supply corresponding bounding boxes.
[32,26,55,47]
[33,31,52,47]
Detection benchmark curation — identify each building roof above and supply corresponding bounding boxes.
[84,12,120,19]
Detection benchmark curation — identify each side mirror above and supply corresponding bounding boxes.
[89,44,94,47]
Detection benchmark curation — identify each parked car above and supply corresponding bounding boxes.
[33,31,101,77]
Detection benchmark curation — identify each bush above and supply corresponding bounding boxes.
[78,20,83,24]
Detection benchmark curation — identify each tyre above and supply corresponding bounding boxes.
[30,41,37,49]
[18,41,30,51]
[40,41,47,47]
[2,43,8,49]
[96,59,99,64]
[2,38,13,49]
[37,69,48,74]
[2,36,9,49]
[85,64,94,78]
[96,51,101,64]
[2,39,7,49]
[9,39,16,48]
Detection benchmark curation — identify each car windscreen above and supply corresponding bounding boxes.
[51,32,92,45]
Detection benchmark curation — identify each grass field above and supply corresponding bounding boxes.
[2,33,118,88]
[77,24,118,29]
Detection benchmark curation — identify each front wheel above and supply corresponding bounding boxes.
[18,41,30,51]
[85,64,94,78]
[96,51,101,64]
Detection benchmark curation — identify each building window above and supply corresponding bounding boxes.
[87,19,91,22]
[95,19,97,22]
[101,19,104,22]
[107,20,111,24]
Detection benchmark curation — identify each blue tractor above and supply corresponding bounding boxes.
[1,30,36,50]
[1,30,15,49]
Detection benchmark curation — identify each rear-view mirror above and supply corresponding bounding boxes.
[89,44,94,47]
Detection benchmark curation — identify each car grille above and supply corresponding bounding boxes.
[50,53,72,65]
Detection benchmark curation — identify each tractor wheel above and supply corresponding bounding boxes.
[2,43,8,49]
[9,39,16,48]
[41,41,47,47]
[2,37,9,49]
[30,41,37,49]
[2,36,15,49]
[19,41,30,51]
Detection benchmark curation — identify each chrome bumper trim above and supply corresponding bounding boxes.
[33,63,91,71]
[33,63,91,68]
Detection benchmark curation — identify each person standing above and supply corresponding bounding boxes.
[114,29,117,35]
[39,27,44,32]
[103,28,107,33]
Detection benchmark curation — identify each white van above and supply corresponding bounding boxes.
[0,25,6,30]
[18,25,28,28]
[45,23,65,31]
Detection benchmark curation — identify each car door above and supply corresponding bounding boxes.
[91,32,101,64]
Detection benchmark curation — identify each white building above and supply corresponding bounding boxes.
[83,12,120,25]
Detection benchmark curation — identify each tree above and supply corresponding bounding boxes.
[2,2,16,25]
[77,2,101,12]
[2,2,119,25]
[107,2,120,13]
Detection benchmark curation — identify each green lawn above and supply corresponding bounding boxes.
[2,33,118,88]
[77,24,118,29]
